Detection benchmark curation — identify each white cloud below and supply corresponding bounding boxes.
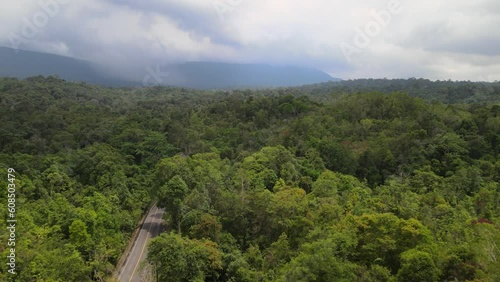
[0,0,498,81]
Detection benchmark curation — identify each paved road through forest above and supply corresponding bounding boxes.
[117,204,165,282]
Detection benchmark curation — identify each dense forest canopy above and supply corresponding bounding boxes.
[294,78,500,104]
[0,76,499,281]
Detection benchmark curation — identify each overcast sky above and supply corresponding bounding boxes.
[1,0,499,81]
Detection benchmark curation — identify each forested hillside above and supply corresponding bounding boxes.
[0,76,499,281]
[295,79,500,104]
[0,47,337,89]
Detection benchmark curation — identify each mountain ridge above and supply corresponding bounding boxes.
[0,46,339,89]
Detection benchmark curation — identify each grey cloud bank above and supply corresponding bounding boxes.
[0,0,499,82]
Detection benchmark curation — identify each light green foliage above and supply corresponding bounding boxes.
[396,250,439,282]
[237,146,298,189]
[311,170,339,197]
[148,232,223,282]
[69,219,91,252]
[352,213,433,272]
[26,244,91,282]
[278,235,359,282]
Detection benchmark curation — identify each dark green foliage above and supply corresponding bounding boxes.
[296,78,500,104]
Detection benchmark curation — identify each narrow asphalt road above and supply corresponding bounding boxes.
[117,204,165,282]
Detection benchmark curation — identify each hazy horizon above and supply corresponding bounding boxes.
[1,0,499,82]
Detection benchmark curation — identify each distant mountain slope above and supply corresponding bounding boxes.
[0,46,131,86]
[164,62,339,89]
[0,47,338,89]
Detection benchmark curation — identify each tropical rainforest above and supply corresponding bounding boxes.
[0,76,499,281]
